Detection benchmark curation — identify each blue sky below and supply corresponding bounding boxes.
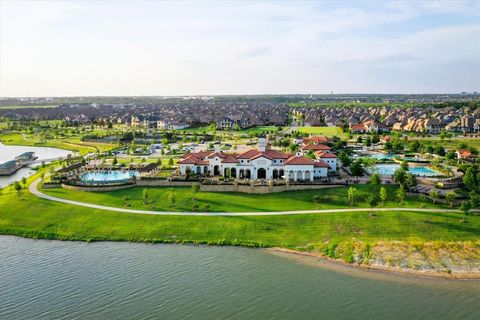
[0,0,479,96]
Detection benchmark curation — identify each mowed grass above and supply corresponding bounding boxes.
[0,182,479,247]
[0,132,115,155]
[294,126,347,138]
[42,185,447,212]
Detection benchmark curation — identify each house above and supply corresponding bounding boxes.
[456,149,474,160]
[178,138,333,181]
[315,151,337,173]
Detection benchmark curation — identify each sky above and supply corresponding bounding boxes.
[0,0,479,97]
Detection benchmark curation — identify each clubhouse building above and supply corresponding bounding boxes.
[178,138,336,181]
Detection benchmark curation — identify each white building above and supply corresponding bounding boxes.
[178,138,332,181]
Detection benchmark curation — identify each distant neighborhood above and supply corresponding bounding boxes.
[1,94,479,134]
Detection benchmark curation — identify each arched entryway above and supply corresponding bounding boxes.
[296,170,303,181]
[279,169,285,179]
[239,169,245,179]
[203,166,208,174]
[224,167,231,178]
[231,168,237,178]
[305,170,311,181]
[288,171,294,181]
[257,168,266,179]
[245,169,251,179]
[196,166,201,174]
[214,165,220,176]
[272,169,279,179]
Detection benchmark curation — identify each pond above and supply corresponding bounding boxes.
[374,164,441,177]
[1,236,479,320]
[0,142,73,188]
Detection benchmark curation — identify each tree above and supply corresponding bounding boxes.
[191,184,200,199]
[445,191,457,208]
[369,173,381,188]
[400,161,409,171]
[419,194,426,208]
[142,188,149,204]
[460,201,471,223]
[365,136,371,147]
[367,194,378,215]
[379,186,388,205]
[338,151,351,167]
[393,168,407,185]
[233,123,241,131]
[13,181,22,194]
[404,173,417,190]
[463,167,476,191]
[168,189,176,206]
[429,189,439,204]
[21,177,27,186]
[396,185,406,204]
[112,157,118,165]
[347,187,357,206]
[349,160,363,179]
[469,190,480,211]
[168,158,174,167]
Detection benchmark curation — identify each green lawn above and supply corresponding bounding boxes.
[0,132,115,155]
[0,177,477,247]
[294,126,348,139]
[42,184,446,212]
[0,172,479,269]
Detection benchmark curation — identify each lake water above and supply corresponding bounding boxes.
[0,142,72,188]
[1,236,479,320]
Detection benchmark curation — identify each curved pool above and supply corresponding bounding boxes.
[80,170,139,182]
[374,164,440,177]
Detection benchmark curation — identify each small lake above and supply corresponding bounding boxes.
[0,142,73,188]
[0,236,479,320]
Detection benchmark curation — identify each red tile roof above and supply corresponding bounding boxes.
[303,136,331,144]
[285,156,315,165]
[350,123,367,131]
[314,160,330,168]
[301,144,331,151]
[315,151,337,158]
[221,156,239,163]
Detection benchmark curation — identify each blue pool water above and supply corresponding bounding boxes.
[81,171,139,182]
[374,164,440,177]
[367,153,395,160]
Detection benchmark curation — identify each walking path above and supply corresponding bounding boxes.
[29,179,465,216]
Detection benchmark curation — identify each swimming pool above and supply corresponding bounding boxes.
[373,164,440,177]
[365,153,396,160]
[80,171,139,182]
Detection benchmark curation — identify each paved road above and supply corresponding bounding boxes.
[29,179,465,216]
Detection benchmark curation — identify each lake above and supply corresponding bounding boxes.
[0,143,72,188]
[0,236,479,320]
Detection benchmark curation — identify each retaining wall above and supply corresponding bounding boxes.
[200,184,342,194]
[61,183,136,192]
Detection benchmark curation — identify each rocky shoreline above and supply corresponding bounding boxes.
[270,240,480,280]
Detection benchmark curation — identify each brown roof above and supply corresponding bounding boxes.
[285,156,315,165]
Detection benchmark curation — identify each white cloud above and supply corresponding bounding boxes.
[0,0,478,96]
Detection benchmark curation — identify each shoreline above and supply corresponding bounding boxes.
[268,247,480,280]
[2,232,479,281]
